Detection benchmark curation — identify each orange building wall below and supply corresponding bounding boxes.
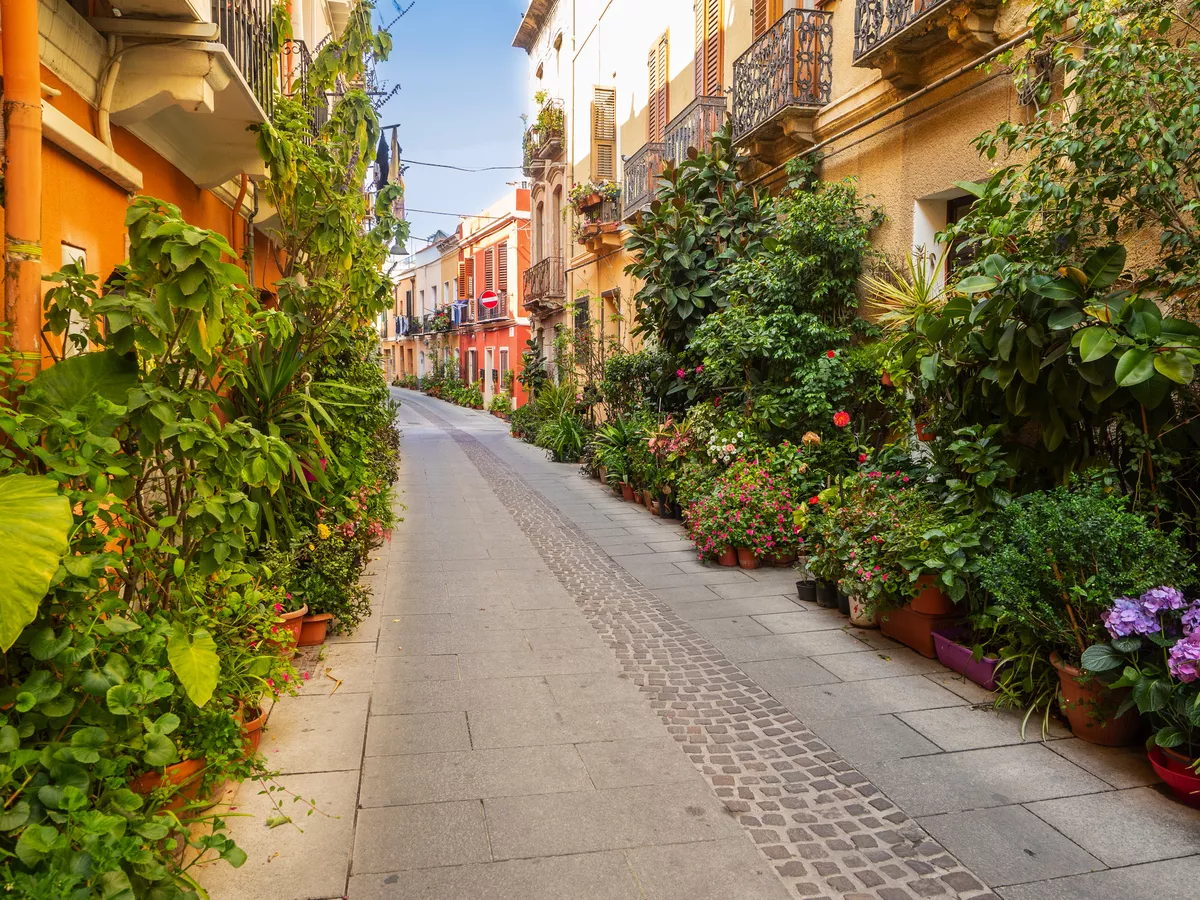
[0,64,283,367]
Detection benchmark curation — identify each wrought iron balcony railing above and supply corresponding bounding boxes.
[665,95,727,167]
[854,0,953,62]
[622,142,666,220]
[732,8,833,143]
[281,38,329,142]
[523,98,566,177]
[524,257,566,303]
[213,0,275,116]
[476,292,512,323]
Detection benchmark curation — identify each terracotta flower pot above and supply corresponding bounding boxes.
[717,548,738,567]
[271,603,308,660]
[774,552,797,567]
[1149,747,1200,807]
[641,490,653,508]
[1050,653,1141,746]
[298,612,334,647]
[598,465,608,483]
[910,575,954,615]
[880,603,961,659]
[649,499,661,515]
[620,483,635,502]
[130,757,207,812]
[736,547,759,569]
[240,706,267,755]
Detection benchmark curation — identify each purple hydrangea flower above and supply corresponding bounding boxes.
[1168,634,1200,683]
[1102,597,1161,639]
[1140,585,1186,614]
[1183,603,1200,636]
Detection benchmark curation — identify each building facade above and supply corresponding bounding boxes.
[3,0,345,371]
[514,0,1037,352]
[388,188,533,408]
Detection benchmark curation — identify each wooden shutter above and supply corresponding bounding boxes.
[591,86,617,181]
[694,0,723,97]
[457,261,468,299]
[647,34,669,143]
[484,248,495,292]
[497,241,509,292]
[751,0,782,40]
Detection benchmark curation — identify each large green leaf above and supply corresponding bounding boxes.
[1114,347,1155,386]
[1083,244,1126,291]
[166,625,219,708]
[1076,326,1116,363]
[20,349,138,423]
[1154,350,1195,385]
[0,475,73,651]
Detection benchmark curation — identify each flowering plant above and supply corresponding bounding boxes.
[1082,587,1200,762]
[685,458,803,560]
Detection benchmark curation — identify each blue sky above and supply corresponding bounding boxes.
[374,0,529,250]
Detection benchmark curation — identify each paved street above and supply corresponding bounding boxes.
[200,391,1200,900]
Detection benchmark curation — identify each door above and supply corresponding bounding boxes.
[468,349,478,384]
[484,347,495,406]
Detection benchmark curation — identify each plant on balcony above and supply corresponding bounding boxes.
[533,89,564,138]
[431,308,453,331]
[624,125,772,356]
[569,180,621,213]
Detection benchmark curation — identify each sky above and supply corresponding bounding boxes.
[373,0,530,252]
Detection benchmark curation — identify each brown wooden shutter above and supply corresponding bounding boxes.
[591,86,617,181]
[647,33,669,143]
[497,241,508,292]
[694,0,722,96]
[484,248,495,292]
[752,0,781,40]
[457,261,468,299]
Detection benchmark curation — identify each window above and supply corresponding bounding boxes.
[497,241,509,293]
[591,86,617,181]
[499,348,510,384]
[468,349,478,383]
[458,258,474,299]
[444,280,450,300]
[404,289,413,317]
[419,289,424,312]
[535,202,545,263]
[431,285,438,305]
[694,0,723,97]
[751,0,783,40]
[647,34,669,143]
[551,188,563,256]
[945,195,976,276]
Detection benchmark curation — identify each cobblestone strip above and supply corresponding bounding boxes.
[414,402,998,900]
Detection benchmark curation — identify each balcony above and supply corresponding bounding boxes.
[282,39,330,143]
[623,95,725,221]
[575,197,623,255]
[622,142,666,221]
[731,8,833,157]
[522,98,566,178]
[476,292,513,324]
[853,0,1002,88]
[524,257,566,312]
[88,0,275,187]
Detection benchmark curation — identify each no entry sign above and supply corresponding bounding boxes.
[479,290,499,309]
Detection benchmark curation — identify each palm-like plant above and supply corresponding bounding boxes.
[863,250,951,333]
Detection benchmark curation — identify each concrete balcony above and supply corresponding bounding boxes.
[88,0,274,187]
[853,0,1002,89]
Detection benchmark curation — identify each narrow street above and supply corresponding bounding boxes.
[200,392,1200,900]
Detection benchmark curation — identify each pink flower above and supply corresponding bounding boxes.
[302,671,311,681]
[282,673,289,682]
[676,368,687,378]
[695,365,704,374]
[266,678,274,688]
[274,602,284,613]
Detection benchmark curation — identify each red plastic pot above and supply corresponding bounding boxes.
[1149,747,1200,807]
[130,758,207,813]
[910,575,954,614]
[1050,653,1141,746]
[880,603,960,659]
[271,603,308,659]
[716,548,737,567]
[736,547,759,570]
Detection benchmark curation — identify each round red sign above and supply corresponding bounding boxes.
[479,290,499,309]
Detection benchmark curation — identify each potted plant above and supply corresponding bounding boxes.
[931,625,1003,691]
[975,483,1192,742]
[1082,588,1200,787]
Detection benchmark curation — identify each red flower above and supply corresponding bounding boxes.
[808,496,819,506]
[833,411,851,428]
[858,453,867,464]
[826,350,836,359]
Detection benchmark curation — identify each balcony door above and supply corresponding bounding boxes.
[752,0,784,39]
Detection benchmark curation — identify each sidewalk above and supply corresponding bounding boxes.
[196,391,1200,900]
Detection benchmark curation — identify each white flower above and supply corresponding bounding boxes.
[737,431,744,438]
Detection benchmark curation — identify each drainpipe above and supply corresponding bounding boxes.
[2,0,45,379]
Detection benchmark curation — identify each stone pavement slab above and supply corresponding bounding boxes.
[259,692,369,774]
[351,801,491,874]
[364,711,471,757]
[626,838,793,900]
